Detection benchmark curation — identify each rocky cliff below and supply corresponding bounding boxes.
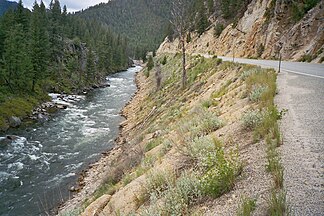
[158,0,324,63]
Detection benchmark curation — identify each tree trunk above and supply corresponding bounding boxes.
[181,37,186,88]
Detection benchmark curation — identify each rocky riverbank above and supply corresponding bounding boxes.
[0,82,111,133]
[57,68,144,215]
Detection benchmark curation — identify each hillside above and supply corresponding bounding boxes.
[59,52,285,215]
[0,0,17,16]
[56,0,323,215]
[0,0,129,131]
[76,0,173,58]
[159,0,323,63]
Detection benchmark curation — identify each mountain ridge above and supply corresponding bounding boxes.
[0,0,18,16]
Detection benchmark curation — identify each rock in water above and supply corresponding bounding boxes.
[9,116,21,128]
[37,113,49,122]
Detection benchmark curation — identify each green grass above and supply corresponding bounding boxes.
[237,196,257,216]
[268,190,288,216]
[0,94,49,130]
[242,66,287,214]
[211,80,232,99]
[144,137,163,152]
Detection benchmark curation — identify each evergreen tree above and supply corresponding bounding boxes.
[15,0,29,31]
[49,0,63,62]
[30,1,50,91]
[2,24,32,92]
[196,0,209,35]
[147,55,154,71]
[86,48,96,83]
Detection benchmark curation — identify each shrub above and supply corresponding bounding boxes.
[161,56,167,65]
[200,140,240,198]
[147,55,154,72]
[241,109,265,130]
[237,197,256,216]
[143,68,150,78]
[146,169,175,195]
[215,58,223,65]
[240,68,261,81]
[164,173,202,215]
[249,85,268,102]
[214,23,225,38]
[299,54,313,62]
[178,107,223,139]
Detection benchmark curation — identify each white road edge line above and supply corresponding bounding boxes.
[219,57,324,79]
[282,69,324,79]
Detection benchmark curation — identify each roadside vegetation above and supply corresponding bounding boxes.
[240,66,288,215]
[62,52,288,216]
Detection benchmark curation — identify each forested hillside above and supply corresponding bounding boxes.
[76,0,255,58]
[76,0,173,58]
[0,0,17,16]
[0,0,129,130]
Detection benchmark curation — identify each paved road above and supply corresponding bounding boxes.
[218,56,324,79]
[217,55,324,215]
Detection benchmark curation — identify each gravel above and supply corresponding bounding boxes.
[276,71,324,215]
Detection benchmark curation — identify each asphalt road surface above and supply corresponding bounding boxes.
[218,56,324,79]
[219,56,324,215]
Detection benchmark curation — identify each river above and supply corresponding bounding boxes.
[0,66,141,216]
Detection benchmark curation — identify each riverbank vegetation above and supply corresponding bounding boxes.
[0,0,129,130]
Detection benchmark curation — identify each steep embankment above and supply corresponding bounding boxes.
[158,0,324,63]
[59,53,284,215]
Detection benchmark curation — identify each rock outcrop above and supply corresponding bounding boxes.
[158,0,324,63]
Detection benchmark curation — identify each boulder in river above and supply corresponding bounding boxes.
[9,116,21,128]
[37,113,49,122]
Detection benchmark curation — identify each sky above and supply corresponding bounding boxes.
[12,0,107,12]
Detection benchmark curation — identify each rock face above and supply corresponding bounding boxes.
[8,116,21,128]
[158,0,324,63]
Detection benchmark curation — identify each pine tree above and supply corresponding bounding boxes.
[147,55,154,71]
[15,0,29,31]
[30,1,50,91]
[196,0,209,35]
[86,47,96,84]
[2,24,32,92]
[49,0,63,62]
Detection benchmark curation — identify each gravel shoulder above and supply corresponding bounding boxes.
[276,71,324,215]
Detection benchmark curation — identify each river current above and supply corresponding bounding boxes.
[0,66,141,216]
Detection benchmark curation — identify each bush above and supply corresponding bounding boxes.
[178,107,223,139]
[240,68,262,81]
[249,85,268,102]
[146,169,175,195]
[147,55,154,72]
[164,173,202,215]
[201,99,213,109]
[199,138,240,198]
[214,23,225,38]
[242,109,266,130]
[161,56,167,65]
